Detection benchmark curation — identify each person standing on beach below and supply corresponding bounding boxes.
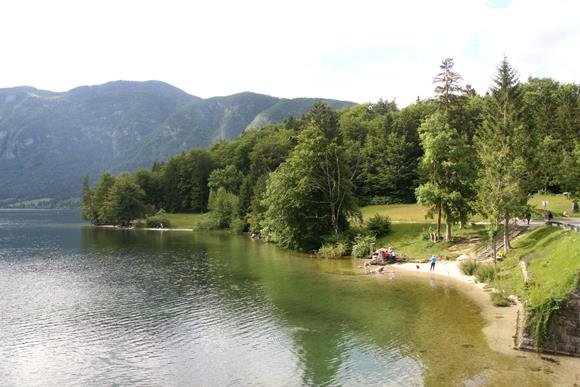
[430,255,436,271]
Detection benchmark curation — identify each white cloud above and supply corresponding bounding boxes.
[0,0,577,106]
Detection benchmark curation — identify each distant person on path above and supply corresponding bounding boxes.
[430,255,437,271]
[525,208,532,225]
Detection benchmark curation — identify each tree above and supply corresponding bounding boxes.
[415,113,473,241]
[560,141,580,212]
[536,135,564,192]
[162,149,214,212]
[207,165,244,195]
[433,58,463,116]
[81,175,97,223]
[260,105,358,250]
[476,57,527,258]
[102,173,146,226]
[207,187,239,229]
[93,172,116,224]
[134,168,163,209]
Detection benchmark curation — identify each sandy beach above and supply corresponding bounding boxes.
[379,259,580,385]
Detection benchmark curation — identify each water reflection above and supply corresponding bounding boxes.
[0,212,550,385]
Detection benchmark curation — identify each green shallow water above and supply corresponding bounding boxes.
[0,210,551,385]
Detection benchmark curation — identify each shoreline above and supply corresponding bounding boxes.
[379,260,580,384]
[92,225,193,232]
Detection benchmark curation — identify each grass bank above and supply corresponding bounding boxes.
[528,193,576,218]
[374,222,487,260]
[494,227,579,305]
[490,226,579,347]
[166,212,209,229]
[360,203,431,223]
[360,203,487,260]
[359,193,577,261]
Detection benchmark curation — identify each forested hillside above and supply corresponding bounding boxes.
[0,81,353,200]
[84,58,579,252]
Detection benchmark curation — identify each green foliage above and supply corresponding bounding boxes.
[475,264,497,283]
[260,108,358,250]
[134,169,164,209]
[93,172,116,224]
[208,165,244,194]
[342,101,421,204]
[208,187,239,229]
[146,209,171,228]
[476,58,529,258]
[416,111,474,241]
[490,291,511,307]
[162,149,215,213]
[101,173,147,226]
[460,259,479,276]
[317,242,349,258]
[351,234,376,258]
[525,275,576,349]
[81,175,96,222]
[229,218,246,234]
[365,214,391,237]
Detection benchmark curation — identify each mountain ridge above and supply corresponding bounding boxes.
[0,81,354,200]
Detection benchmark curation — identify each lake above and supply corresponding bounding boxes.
[0,210,555,385]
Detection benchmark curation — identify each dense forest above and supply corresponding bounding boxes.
[82,58,579,255]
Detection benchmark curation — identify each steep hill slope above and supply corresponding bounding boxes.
[0,81,354,200]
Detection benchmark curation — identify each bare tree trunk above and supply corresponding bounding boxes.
[436,205,442,240]
[331,210,339,235]
[503,216,510,254]
[445,221,452,241]
[492,234,497,264]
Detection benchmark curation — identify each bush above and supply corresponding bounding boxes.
[365,214,391,237]
[208,187,239,229]
[369,196,395,205]
[421,226,433,241]
[230,218,246,234]
[460,259,479,276]
[475,264,497,283]
[194,217,218,231]
[146,209,171,228]
[317,242,349,258]
[491,291,511,307]
[351,234,376,258]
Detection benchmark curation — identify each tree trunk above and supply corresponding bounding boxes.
[445,221,452,241]
[436,205,442,240]
[491,233,497,264]
[503,216,510,254]
[330,205,339,235]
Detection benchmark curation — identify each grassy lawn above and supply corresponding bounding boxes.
[374,222,487,261]
[166,212,209,229]
[495,226,579,306]
[360,203,487,260]
[528,193,576,218]
[361,203,431,223]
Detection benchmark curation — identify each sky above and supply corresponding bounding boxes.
[0,0,578,107]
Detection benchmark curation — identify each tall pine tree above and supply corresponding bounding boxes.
[476,57,528,259]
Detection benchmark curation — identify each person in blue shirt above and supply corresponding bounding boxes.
[430,255,437,271]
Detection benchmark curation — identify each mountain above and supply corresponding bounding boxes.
[0,81,354,200]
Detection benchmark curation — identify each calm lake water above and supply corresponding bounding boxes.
[0,210,552,386]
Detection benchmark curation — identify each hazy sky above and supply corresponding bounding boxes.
[0,0,578,106]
